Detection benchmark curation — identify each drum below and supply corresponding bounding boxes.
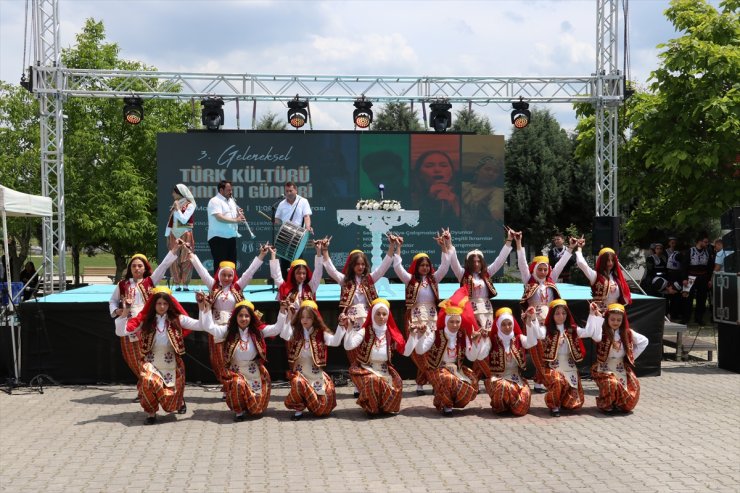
[275,222,309,261]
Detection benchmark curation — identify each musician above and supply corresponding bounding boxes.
[207,180,245,273]
[166,184,196,291]
[273,181,313,278]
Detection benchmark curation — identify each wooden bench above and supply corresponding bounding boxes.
[82,267,117,284]
[663,321,717,361]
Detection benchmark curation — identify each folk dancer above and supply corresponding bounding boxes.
[391,232,451,395]
[165,184,196,291]
[342,298,406,417]
[587,303,648,413]
[115,287,210,425]
[280,300,346,420]
[201,297,287,421]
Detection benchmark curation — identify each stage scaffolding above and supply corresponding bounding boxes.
[28,0,623,292]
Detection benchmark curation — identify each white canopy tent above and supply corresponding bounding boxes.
[0,185,52,383]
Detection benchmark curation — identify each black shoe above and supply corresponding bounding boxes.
[443,409,454,417]
[353,390,360,398]
[177,403,187,414]
[175,287,182,292]
[183,287,190,292]
[234,413,246,422]
[549,409,560,417]
[132,394,141,403]
[415,388,425,396]
[534,386,547,394]
[290,413,303,421]
[144,415,156,425]
[601,407,616,415]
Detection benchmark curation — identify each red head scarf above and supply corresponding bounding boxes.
[436,286,479,337]
[361,298,405,353]
[408,252,436,277]
[528,255,553,282]
[212,260,239,292]
[128,287,192,337]
[278,259,313,300]
[543,299,585,354]
[595,248,632,305]
[342,249,368,276]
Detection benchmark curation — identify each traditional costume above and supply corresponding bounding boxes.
[407,289,478,415]
[115,287,208,424]
[191,255,264,390]
[449,239,513,380]
[527,299,595,416]
[202,299,287,420]
[108,251,177,383]
[575,246,632,311]
[477,307,538,416]
[280,300,346,420]
[165,184,196,291]
[344,299,406,415]
[270,257,323,307]
[393,250,451,394]
[517,252,571,392]
[588,303,648,413]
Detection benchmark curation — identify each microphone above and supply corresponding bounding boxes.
[378,183,385,200]
[271,194,285,209]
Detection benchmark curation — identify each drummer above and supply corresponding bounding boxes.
[273,181,313,279]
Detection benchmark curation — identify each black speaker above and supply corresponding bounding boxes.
[720,206,740,229]
[592,216,620,255]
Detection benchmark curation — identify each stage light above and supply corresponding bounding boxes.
[429,101,452,132]
[123,96,144,125]
[353,98,373,129]
[511,98,531,129]
[201,97,225,130]
[287,97,308,128]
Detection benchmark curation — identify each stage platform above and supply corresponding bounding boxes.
[4,283,666,385]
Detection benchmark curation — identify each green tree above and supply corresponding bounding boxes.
[255,111,287,130]
[370,102,423,131]
[61,19,193,281]
[623,0,739,239]
[450,107,494,134]
[0,82,41,279]
[505,109,592,254]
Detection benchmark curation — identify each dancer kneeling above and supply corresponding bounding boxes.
[524,299,595,417]
[115,287,210,425]
[588,303,648,414]
[408,289,479,416]
[342,298,406,417]
[201,296,288,421]
[477,307,538,416]
[281,300,346,421]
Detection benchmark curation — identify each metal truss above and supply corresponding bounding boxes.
[32,0,622,292]
[32,69,623,104]
[34,0,66,292]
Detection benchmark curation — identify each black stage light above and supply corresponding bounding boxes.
[201,97,225,130]
[123,96,144,125]
[429,101,452,132]
[353,98,373,128]
[287,97,308,128]
[511,98,531,129]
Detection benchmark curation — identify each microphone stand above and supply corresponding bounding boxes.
[249,197,283,295]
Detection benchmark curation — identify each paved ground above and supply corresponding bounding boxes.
[1,360,738,493]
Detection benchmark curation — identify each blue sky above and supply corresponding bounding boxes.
[0,0,698,135]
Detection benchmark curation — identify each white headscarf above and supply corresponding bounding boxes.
[175,183,196,207]
[443,315,461,349]
[371,302,388,336]
[496,312,515,350]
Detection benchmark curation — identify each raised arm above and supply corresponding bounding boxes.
[322,250,346,284]
[433,249,452,282]
[486,234,514,276]
[190,252,215,289]
[464,336,479,361]
[324,325,346,347]
[150,250,178,285]
[475,335,492,361]
[393,255,412,284]
[343,327,365,351]
[261,310,288,338]
[236,247,268,288]
[551,238,577,281]
[308,255,323,292]
[449,247,464,282]
[369,247,395,282]
[269,258,284,288]
[575,247,597,284]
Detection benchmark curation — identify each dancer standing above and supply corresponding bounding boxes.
[391,233,451,395]
[165,184,196,291]
[575,241,632,311]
